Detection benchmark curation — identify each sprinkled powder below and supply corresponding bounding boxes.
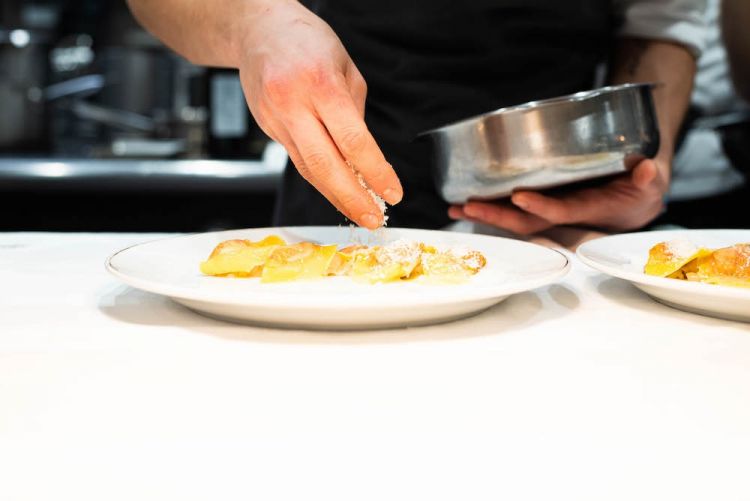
[347,161,388,225]
[736,244,750,269]
[375,239,421,265]
[665,238,698,259]
[458,251,484,270]
[347,223,388,246]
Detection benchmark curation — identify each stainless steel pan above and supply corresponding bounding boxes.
[423,83,660,203]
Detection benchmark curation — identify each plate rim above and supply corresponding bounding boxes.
[576,229,750,299]
[105,226,571,307]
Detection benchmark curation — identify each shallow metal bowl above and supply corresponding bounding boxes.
[424,83,660,203]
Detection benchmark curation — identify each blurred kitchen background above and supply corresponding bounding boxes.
[0,0,285,231]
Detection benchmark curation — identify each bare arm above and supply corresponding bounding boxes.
[451,39,697,233]
[722,0,750,101]
[126,0,264,67]
[609,38,697,182]
[126,0,402,229]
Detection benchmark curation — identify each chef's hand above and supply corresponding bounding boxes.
[448,158,668,234]
[238,0,402,229]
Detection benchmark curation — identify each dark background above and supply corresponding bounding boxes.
[0,0,279,232]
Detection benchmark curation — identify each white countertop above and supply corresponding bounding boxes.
[1,232,749,501]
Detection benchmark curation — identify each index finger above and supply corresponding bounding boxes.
[313,81,403,205]
[285,111,385,229]
[461,201,552,236]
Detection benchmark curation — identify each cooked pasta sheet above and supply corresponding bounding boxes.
[200,235,486,284]
[645,239,750,288]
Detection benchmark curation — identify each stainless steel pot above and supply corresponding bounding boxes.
[424,83,660,203]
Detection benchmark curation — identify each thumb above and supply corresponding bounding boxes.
[631,159,658,189]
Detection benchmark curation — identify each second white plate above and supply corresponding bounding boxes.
[577,229,750,322]
[107,226,569,330]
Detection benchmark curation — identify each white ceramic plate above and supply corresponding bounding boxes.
[577,229,750,322]
[106,226,569,329]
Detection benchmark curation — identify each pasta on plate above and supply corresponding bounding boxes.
[200,235,486,284]
[644,239,750,288]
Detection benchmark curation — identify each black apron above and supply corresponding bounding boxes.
[274,0,615,229]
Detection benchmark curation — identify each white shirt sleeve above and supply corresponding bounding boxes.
[613,0,709,57]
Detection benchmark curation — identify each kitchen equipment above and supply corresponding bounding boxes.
[206,68,268,159]
[424,83,660,203]
[0,27,51,152]
[46,1,209,158]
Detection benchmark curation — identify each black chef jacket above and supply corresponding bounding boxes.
[274,0,615,229]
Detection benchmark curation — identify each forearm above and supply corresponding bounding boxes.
[126,0,284,67]
[608,39,696,176]
[722,0,750,101]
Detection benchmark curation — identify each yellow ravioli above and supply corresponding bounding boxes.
[200,235,286,276]
[688,244,750,288]
[350,255,405,283]
[644,240,712,278]
[419,249,486,283]
[201,236,487,284]
[261,242,338,283]
[349,241,423,283]
[327,245,367,276]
